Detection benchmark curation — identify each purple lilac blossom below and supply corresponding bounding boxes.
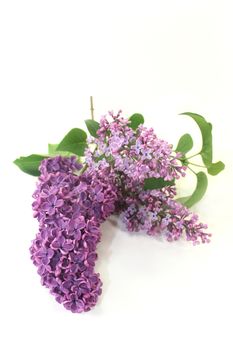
[121,190,211,244]
[30,112,211,314]
[85,111,211,245]
[30,156,118,313]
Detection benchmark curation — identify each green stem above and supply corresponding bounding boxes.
[186,152,200,160]
[80,163,88,174]
[90,96,94,120]
[187,165,197,175]
[188,162,206,168]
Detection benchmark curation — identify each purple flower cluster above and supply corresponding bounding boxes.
[121,190,211,244]
[30,112,211,313]
[85,111,211,245]
[86,111,186,187]
[30,156,117,313]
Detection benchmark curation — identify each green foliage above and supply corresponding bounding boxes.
[180,112,213,166]
[85,119,100,137]
[129,113,144,130]
[48,143,58,154]
[56,128,87,156]
[207,161,225,175]
[14,154,47,176]
[144,177,175,190]
[176,112,225,207]
[177,172,208,208]
[175,133,193,154]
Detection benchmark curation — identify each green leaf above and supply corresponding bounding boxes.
[207,161,225,175]
[48,143,77,157]
[85,119,100,138]
[144,177,175,190]
[175,133,193,154]
[129,113,144,130]
[177,171,208,208]
[48,143,58,154]
[180,112,212,167]
[13,154,47,176]
[56,128,87,156]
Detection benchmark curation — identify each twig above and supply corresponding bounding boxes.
[188,162,206,168]
[90,96,94,120]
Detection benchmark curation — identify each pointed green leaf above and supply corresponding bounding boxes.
[207,161,225,175]
[175,133,193,154]
[180,112,212,166]
[85,119,100,138]
[144,177,175,190]
[129,113,144,130]
[14,154,47,176]
[177,171,208,208]
[48,143,58,154]
[56,128,87,156]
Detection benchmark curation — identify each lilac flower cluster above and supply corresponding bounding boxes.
[85,111,211,244]
[30,156,118,313]
[30,112,211,313]
[121,190,211,244]
[86,111,186,186]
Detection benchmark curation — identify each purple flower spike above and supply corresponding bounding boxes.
[30,156,117,313]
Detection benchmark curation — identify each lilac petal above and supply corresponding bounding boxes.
[48,207,56,216]
[61,280,73,292]
[96,192,104,202]
[94,184,102,194]
[76,278,86,287]
[51,240,60,249]
[70,264,79,273]
[76,299,85,312]
[48,194,57,204]
[75,251,86,262]
[41,202,51,211]
[47,248,54,258]
[87,252,97,265]
[51,236,65,249]
[56,199,64,208]
[63,301,73,311]
[37,265,46,275]
[80,191,87,201]
[36,247,47,257]
[83,200,91,208]
[69,252,79,263]
[40,189,50,198]
[41,256,50,265]
[76,217,86,229]
[62,240,75,252]
[74,229,81,241]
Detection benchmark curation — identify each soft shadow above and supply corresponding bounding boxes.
[91,216,119,315]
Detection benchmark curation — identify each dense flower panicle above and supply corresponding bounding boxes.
[121,190,211,244]
[30,112,211,313]
[86,111,186,185]
[30,156,118,313]
[86,111,211,245]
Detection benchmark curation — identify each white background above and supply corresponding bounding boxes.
[0,1,233,349]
